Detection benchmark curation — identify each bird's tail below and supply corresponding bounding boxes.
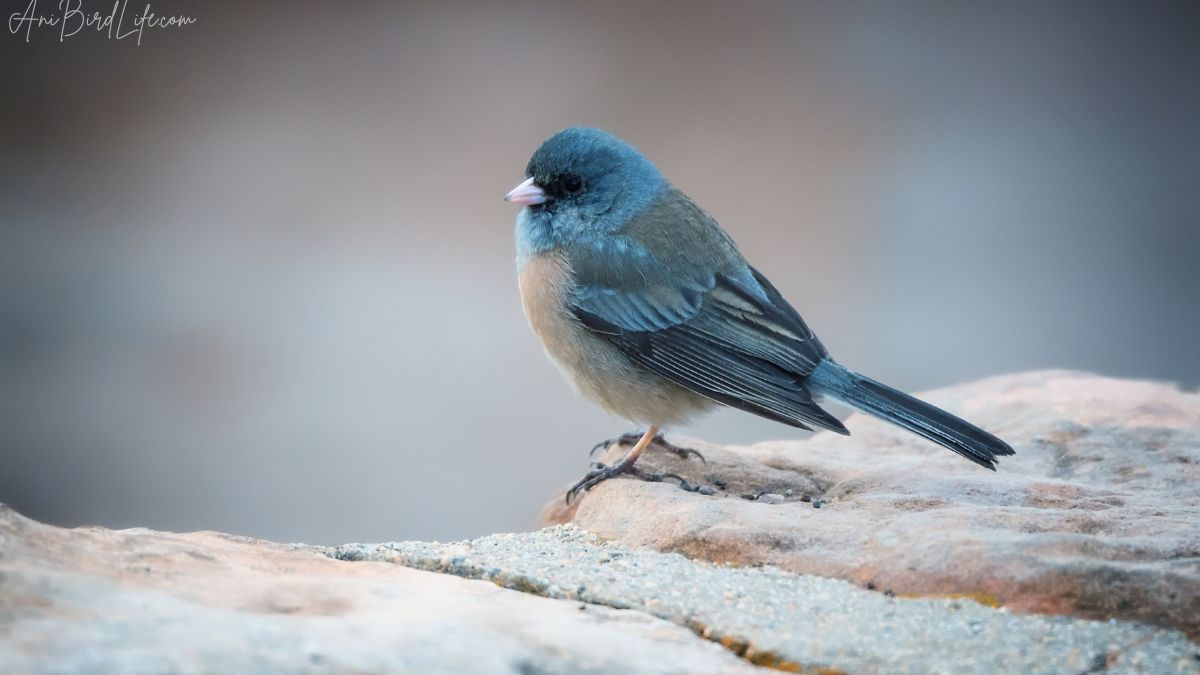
[808,359,1014,470]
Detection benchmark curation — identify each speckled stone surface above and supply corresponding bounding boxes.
[332,525,1200,674]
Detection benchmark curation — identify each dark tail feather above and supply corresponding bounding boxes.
[809,359,1014,470]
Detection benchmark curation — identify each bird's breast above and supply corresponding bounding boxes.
[516,250,712,426]
[518,250,579,358]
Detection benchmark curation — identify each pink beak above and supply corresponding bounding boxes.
[504,177,546,206]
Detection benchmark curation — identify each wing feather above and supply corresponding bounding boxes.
[571,271,846,433]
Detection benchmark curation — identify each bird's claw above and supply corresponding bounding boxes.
[566,461,636,504]
[668,445,707,464]
[650,472,700,492]
[588,432,706,464]
[589,432,643,458]
[565,465,709,504]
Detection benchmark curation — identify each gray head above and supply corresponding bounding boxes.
[506,127,667,256]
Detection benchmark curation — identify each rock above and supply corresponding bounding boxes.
[0,505,759,674]
[337,526,1200,674]
[540,370,1200,639]
[3,502,1197,674]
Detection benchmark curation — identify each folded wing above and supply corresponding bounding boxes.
[571,266,847,433]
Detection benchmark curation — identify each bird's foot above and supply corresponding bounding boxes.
[566,459,638,504]
[566,463,704,504]
[589,431,705,463]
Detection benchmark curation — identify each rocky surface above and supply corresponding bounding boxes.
[334,527,1200,674]
[4,370,1199,673]
[0,505,757,674]
[541,370,1200,640]
[2,504,1196,675]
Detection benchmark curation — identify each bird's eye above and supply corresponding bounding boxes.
[562,174,583,193]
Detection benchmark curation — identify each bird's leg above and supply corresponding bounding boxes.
[589,431,705,463]
[567,426,659,504]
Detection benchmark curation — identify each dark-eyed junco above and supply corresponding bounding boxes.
[505,127,1013,501]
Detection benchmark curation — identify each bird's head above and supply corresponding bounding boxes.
[506,127,667,250]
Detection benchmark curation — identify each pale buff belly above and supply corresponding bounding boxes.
[518,251,713,427]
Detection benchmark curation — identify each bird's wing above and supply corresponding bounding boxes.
[566,189,846,433]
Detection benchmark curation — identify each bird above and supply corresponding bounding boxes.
[504,127,1014,502]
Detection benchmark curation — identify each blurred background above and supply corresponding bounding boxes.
[2,1,1197,544]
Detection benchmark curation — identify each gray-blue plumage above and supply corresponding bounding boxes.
[516,127,667,261]
[511,127,1013,470]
